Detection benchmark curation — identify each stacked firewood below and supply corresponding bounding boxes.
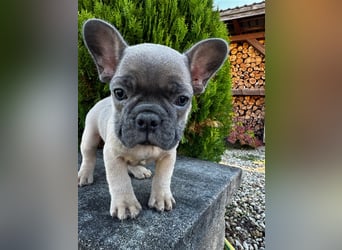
[232,96,265,139]
[229,40,265,89]
[229,40,265,141]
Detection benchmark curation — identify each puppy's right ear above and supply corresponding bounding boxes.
[82,19,128,83]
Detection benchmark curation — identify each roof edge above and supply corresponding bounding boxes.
[219,1,265,21]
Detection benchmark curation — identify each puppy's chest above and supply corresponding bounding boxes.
[122,146,165,166]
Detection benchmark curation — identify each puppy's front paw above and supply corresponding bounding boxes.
[110,196,142,220]
[78,169,94,186]
[128,165,152,179]
[148,190,175,212]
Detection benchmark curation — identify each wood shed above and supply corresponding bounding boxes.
[220,1,265,143]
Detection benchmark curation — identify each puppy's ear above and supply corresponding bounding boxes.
[82,19,128,83]
[185,38,228,94]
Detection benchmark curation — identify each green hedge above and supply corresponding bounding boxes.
[78,0,232,162]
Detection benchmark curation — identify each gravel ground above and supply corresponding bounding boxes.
[220,146,265,250]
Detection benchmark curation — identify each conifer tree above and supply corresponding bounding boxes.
[78,0,232,162]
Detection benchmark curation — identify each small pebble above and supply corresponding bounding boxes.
[235,239,243,248]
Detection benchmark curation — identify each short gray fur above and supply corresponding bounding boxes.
[78,150,242,250]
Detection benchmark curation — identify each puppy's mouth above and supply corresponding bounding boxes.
[118,126,179,150]
[140,140,153,146]
[136,132,166,148]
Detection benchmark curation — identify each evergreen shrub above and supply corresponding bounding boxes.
[78,0,232,162]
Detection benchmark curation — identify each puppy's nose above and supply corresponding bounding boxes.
[135,112,161,132]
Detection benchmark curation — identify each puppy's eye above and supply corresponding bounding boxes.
[175,95,189,106]
[113,88,127,101]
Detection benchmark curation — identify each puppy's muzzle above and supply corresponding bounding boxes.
[119,103,178,150]
[135,112,161,133]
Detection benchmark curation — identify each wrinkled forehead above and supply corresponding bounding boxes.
[115,44,192,91]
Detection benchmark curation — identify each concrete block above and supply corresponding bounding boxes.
[78,150,242,250]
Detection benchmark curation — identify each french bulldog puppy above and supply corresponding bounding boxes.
[78,18,228,220]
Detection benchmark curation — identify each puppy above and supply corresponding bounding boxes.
[78,19,228,220]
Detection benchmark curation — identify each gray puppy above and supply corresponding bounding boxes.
[78,18,228,220]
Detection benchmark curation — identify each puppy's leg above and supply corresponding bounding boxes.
[104,145,142,219]
[128,163,152,179]
[148,151,176,212]
[78,124,100,186]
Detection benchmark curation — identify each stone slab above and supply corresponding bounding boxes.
[78,150,242,250]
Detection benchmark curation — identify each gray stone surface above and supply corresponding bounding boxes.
[78,150,242,250]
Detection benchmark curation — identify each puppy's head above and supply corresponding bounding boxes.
[82,19,228,150]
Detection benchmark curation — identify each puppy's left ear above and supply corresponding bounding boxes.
[185,38,228,94]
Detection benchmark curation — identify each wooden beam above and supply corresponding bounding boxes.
[230,32,265,42]
[232,89,265,96]
[246,38,265,55]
